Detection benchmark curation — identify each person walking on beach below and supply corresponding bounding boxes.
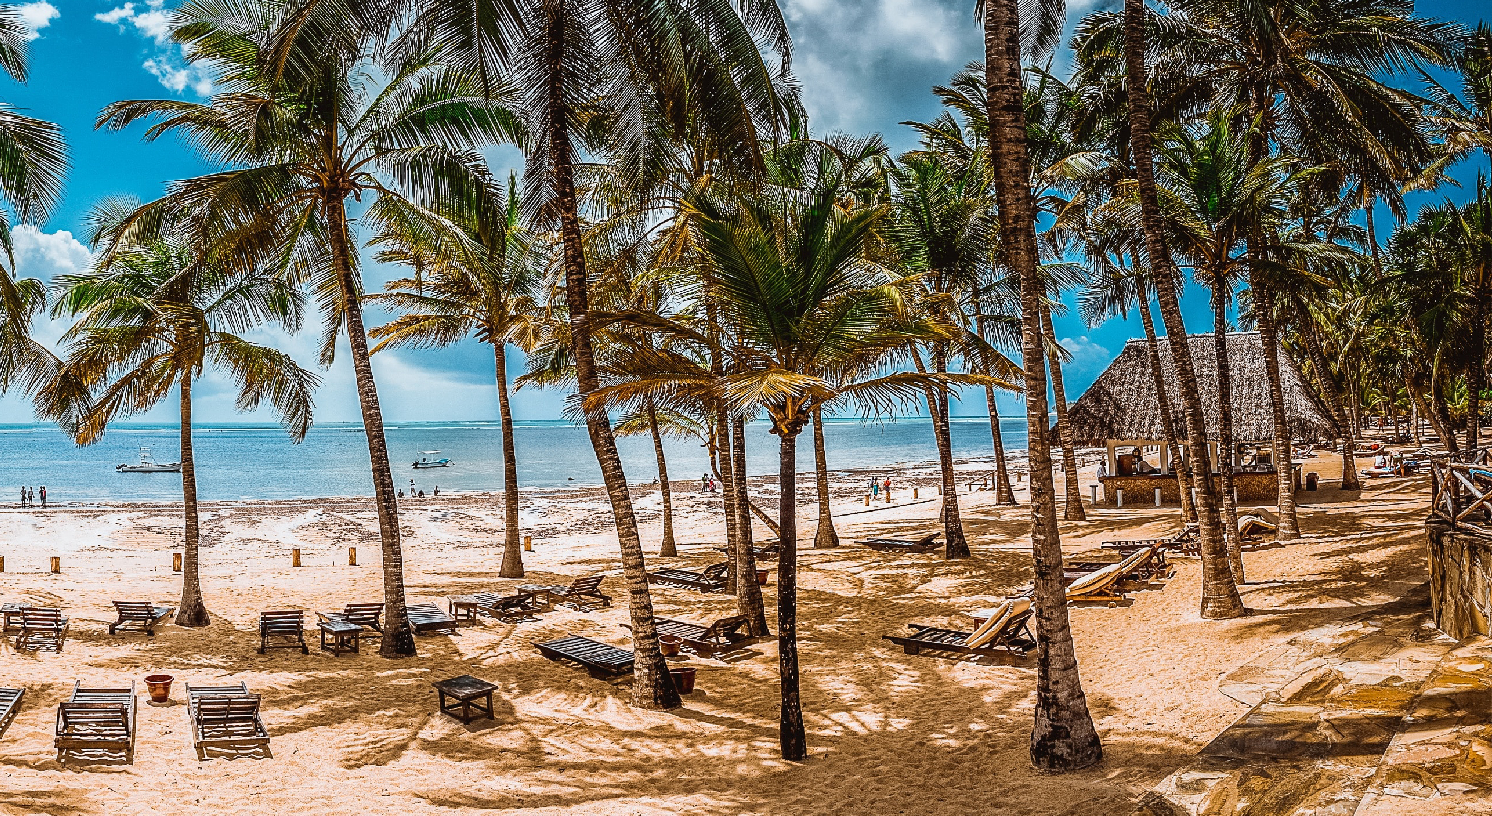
[882,476,891,500]
[433,486,439,497]
[870,477,879,498]
[701,472,710,492]
[18,486,25,506]
[39,486,46,507]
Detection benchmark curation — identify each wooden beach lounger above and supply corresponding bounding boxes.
[186,682,269,759]
[713,542,781,559]
[858,533,941,554]
[473,591,547,619]
[535,635,635,677]
[15,606,68,651]
[884,599,1035,658]
[407,603,459,634]
[55,680,136,764]
[531,576,611,610]
[647,562,729,593]
[1064,546,1154,603]
[319,603,384,640]
[258,610,308,654]
[624,614,752,655]
[0,687,22,739]
[109,601,174,636]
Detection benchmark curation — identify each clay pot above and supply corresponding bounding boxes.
[145,674,173,703]
[659,635,682,657]
[756,569,769,585]
[669,666,697,694]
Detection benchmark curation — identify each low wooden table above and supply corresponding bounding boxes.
[0,604,20,633]
[318,618,362,656]
[448,596,481,625]
[433,675,498,723]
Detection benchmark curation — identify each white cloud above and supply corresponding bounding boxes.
[12,223,90,282]
[1056,335,1112,386]
[14,2,58,40]
[96,0,213,97]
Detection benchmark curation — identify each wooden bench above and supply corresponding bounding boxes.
[526,576,611,610]
[55,680,136,764]
[647,562,729,593]
[535,635,635,677]
[258,610,308,654]
[109,601,174,636]
[15,607,68,652]
[626,614,751,655]
[0,687,21,739]
[187,682,269,759]
[407,603,458,634]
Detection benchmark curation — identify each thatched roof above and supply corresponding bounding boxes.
[1063,331,1337,446]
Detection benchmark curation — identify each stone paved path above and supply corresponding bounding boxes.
[1135,598,1491,815]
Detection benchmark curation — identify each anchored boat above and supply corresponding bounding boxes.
[117,447,182,473]
[412,451,452,469]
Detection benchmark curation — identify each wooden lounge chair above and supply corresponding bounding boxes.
[884,600,1035,658]
[55,680,136,764]
[186,682,269,759]
[858,533,941,554]
[406,602,458,634]
[623,614,752,655]
[257,610,308,654]
[531,575,611,610]
[1064,546,1153,604]
[713,542,781,560]
[473,591,546,620]
[318,603,384,640]
[15,606,68,652]
[109,601,174,636]
[0,687,21,738]
[535,635,635,677]
[647,562,729,593]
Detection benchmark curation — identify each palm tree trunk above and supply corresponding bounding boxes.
[731,415,769,635]
[973,286,1017,504]
[1136,290,1196,522]
[776,424,805,761]
[648,403,677,557]
[495,344,524,578]
[544,4,677,708]
[811,407,839,548]
[1251,279,1300,540]
[326,195,417,656]
[1469,283,1486,456]
[985,0,1103,771]
[1043,308,1086,522]
[913,345,970,558]
[175,375,208,627]
[1123,0,1242,618]
[716,414,741,593]
[1211,295,1244,583]
[1295,316,1358,490]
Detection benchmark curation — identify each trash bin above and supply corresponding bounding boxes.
[1305,472,1318,491]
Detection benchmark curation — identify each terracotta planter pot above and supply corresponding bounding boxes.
[669,666,697,694]
[144,674,173,703]
[756,569,769,585]
[659,635,682,657]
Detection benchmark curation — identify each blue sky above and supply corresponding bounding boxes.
[0,0,1487,426]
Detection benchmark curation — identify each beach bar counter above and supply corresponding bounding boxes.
[1065,331,1335,508]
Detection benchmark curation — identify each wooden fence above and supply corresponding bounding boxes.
[1429,449,1492,530]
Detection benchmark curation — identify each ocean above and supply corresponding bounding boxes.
[0,417,1033,503]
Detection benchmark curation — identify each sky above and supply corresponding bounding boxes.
[0,0,1486,427]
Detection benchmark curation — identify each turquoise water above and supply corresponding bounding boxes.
[0,417,1032,503]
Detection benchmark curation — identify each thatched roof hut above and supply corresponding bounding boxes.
[1064,331,1336,446]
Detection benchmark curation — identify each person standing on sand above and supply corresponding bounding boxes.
[18,486,25,506]
[883,476,891,500]
[433,486,439,497]
[39,486,46,507]
[870,477,879,498]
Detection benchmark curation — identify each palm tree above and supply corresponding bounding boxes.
[614,404,703,557]
[810,406,838,547]
[1118,0,1244,617]
[982,0,1105,770]
[55,204,317,627]
[96,0,520,655]
[368,176,541,578]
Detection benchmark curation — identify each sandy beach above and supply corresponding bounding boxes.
[0,447,1446,815]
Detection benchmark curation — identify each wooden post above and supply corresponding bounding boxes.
[913,487,919,499]
[0,555,5,572]
[50,556,60,574]
[864,495,870,506]
[1116,489,1123,508]
[1090,485,1099,504]
[172,552,182,572]
[348,547,357,566]
[292,548,301,567]
[1155,488,1162,507]
[523,534,532,552]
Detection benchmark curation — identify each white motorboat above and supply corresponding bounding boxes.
[117,447,181,473]
[412,450,452,469]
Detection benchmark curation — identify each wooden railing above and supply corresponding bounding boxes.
[1429,449,1492,529]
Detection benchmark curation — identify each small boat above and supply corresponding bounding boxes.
[117,447,181,473]
[412,451,452,469]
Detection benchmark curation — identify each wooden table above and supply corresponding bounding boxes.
[0,604,20,633]
[433,675,497,723]
[318,618,362,656]
[448,596,481,625]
